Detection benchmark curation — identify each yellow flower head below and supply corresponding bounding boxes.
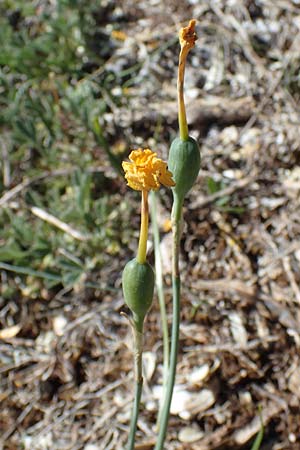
[122,148,175,191]
[179,19,197,51]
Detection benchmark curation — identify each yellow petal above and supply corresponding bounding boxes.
[122,148,175,191]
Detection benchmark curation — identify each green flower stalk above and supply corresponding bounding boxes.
[149,192,170,426]
[122,148,175,450]
[155,20,201,450]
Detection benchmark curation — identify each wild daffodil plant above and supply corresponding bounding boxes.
[122,19,200,450]
[122,149,175,450]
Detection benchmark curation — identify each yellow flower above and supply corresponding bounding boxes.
[122,148,175,191]
[179,19,197,51]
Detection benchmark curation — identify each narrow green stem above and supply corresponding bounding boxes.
[127,380,143,450]
[178,49,189,141]
[137,190,149,264]
[154,195,183,450]
[149,192,170,426]
[127,327,143,450]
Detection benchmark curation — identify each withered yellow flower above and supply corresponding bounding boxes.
[177,19,198,141]
[122,148,175,191]
[179,19,197,51]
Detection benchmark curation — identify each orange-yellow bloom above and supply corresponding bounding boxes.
[122,148,175,191]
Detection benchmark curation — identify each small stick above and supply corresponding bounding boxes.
[30,206,88,241]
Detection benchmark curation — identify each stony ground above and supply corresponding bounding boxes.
[1,1,300,449]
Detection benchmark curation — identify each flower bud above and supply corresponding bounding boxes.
[122,258,154,331]
[168,136,201,202]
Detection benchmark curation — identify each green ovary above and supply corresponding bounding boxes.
[168,136,201,202]
[122,258,155,332]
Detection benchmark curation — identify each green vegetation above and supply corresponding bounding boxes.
[0,0,131,297]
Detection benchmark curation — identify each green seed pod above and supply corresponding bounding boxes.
[168,136,201,202]
[122,258,154,331]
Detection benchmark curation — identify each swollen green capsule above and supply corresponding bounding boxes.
[122,258,154,331]
[168,136,201,202]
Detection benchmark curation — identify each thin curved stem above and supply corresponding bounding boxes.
[177,48,189,141]
[149,192,170,426]
[137,190,149,263]
[127,327,143,450]
[154,196,182,450]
